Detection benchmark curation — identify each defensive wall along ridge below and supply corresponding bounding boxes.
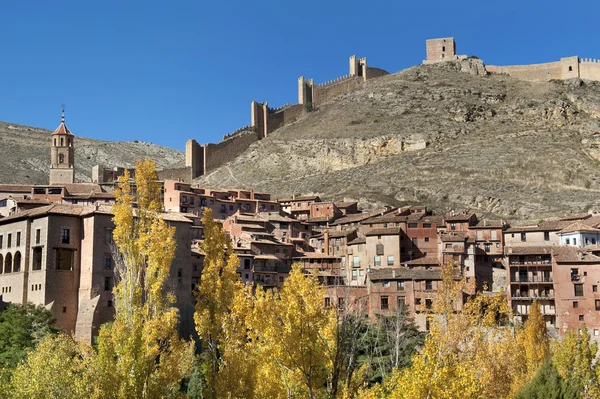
[426,37,600,82]
[185,54,390,180]
[184,37,600,182]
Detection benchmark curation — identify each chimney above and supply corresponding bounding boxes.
[324,230,330,255]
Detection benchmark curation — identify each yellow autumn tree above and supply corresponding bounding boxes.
[194,208,245,399]
[251,264,337,399]
[93,159,194,398]
[514,301,549,387]
[9,334,95,399]
[552,325,600,397]
[362,262,539,399]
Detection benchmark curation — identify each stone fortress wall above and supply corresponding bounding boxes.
[185,54,390,180]
[182,37,600,182]
[427,37,600,83]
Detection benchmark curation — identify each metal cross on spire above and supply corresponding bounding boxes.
[61,104,65,123]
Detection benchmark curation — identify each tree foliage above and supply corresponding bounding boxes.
[0,302,57,368]
[515,360,580,399]
[359,263,550,399]
[93,159,194,398]
[8,334,95,399]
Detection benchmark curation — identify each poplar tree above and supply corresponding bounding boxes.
[93,159,194,398]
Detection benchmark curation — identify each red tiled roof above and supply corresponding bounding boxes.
[51,122,73,136]
[365,227,402,236]
[558,221,600,234]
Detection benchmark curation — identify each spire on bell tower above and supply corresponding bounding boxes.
[49,104,75,185]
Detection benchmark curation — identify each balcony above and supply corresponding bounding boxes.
[511,292,555,300]
[509,259,551,266]
[514,307,556,316]
[510,276,553,283]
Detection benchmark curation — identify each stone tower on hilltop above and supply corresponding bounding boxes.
[49,108,75,185]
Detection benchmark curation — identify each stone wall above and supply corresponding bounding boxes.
[486,61,563,81]
[365,66,389,80]
[157,167,193,183]
[580,59,600,81]
[267,104,304,133]
[204,130,260,172]
[313,76,364,106]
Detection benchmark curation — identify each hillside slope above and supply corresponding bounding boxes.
[196,61,600,219]
[0,122,184,184]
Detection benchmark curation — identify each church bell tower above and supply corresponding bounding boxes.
[49,107,75,185]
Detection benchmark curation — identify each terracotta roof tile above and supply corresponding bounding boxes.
[365,227,402,236]
[51,122,73,136]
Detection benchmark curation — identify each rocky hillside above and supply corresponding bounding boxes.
[0,122,184,184]
[196,60,600,219]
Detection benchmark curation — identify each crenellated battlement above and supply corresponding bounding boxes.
[184,52,390,180]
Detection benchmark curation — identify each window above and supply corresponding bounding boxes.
[442,46,446,51]
[476,230,483,240]
[484,243,491,252]
[105,228,113,244]
[450,222,456,231]
[397,280,405,290]
[573,301,579,308]
[398,297,406,307]
[16,232,20,247]
[61,229,70,244]
[62,306,67,313]
[33,247,42,270]
[245,204,251,211]
[338,297,345,309]
[491,230,497,240]
[352,270,357,281]
[573,238,577,246]
[426,299,433,309]
[56,249,74,270]
[104,277,113,291]
[381,296,389,310]
[424,237,430,242]
[376,243,384,256]
[35,229,41,244]
[575,284,584,297]
[0,235,3,249]
[521,233,526,242]
[324,297,331,307]
[415,298,422,305]
[596,300,600,311]
[569,65,573,72]
[7,234,11,248]
[108,300,113,307]
[595,330,599,337]
[374,256,381,267]
[445,243,452,249]
[408,223,418,228]
[594,285,598,293]
[425,280,433,290]
[383,280,390,288]
[387,256,394,266]
[566,238,571,245]
[104,255,112,269]
[423,223,432,228]
[59,153,64,163]
[579,315,585,322]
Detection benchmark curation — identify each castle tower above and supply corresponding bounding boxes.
[49,107,75,185]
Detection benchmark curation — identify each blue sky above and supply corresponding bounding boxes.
[1,0,599,150]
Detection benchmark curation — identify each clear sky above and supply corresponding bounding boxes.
[1,0,599,150]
